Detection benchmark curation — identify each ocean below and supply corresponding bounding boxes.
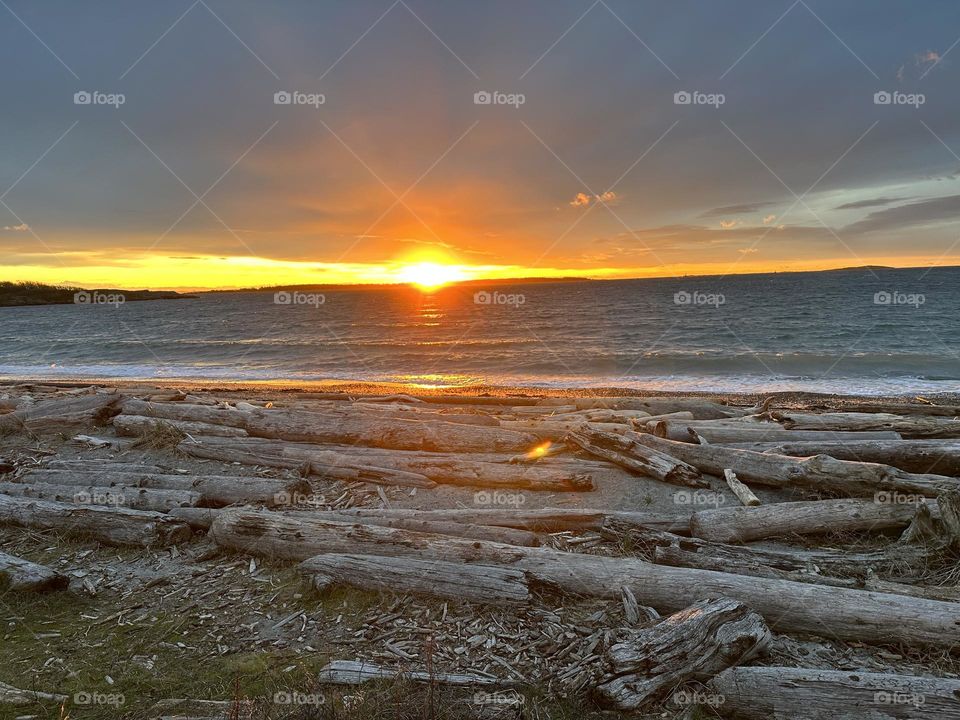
[2,267,958,396]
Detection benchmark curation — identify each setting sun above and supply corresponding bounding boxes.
[397,262,466,290]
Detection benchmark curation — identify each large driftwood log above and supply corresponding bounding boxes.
[299,554,531,604]
[0,494,191,547]
[178,437,591,491]
[630,433,959,497]
[316,660,508,686]
[690,498,939,544]
[566,427,706,488]
[594,597,770,710]
[0,551,68,591]
[536,397,750,418]
[710,667,960,720]
[0,481,200,512]
[209,509,960,649]
[650,421,901,444]
[122,399,538,452]
[770,410,960,439]
[113,414,248,438]
[0,392,121,434]
[722,439,960,476]
[21,468,311,506]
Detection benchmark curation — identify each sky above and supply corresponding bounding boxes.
[3,0,960,289]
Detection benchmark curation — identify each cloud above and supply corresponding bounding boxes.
[738,247,759,254]
[917,50,941,65]
[569,192,592,208]
[2,223,29,232]
[700,201,776,218]
[844,194,960,234]
[569,191,619,208]
[834,197,905,210]
[597,190,619,204]
[762,214,776,224]
[719,220,740,229]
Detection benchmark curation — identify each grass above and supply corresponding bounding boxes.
[130,421,186,451]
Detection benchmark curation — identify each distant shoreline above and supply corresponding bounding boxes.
[0,282,196,308]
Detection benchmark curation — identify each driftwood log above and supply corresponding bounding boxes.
[316,660,508,687]
[113,414,248,438]
[299,554,531,605]
[650,421,901,444]
[724,469,761,506]
[209,509,960,649]
[565,427,706,487]
[594,597,770,710]
[710,667,960,719]
[0,681,67,706]
[770,410,960,439]
[0,494,191,547]
[0,481,200,512]
[0,393,120,434]
[0,551,68,591]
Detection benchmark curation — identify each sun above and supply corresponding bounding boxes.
[398,261,465,291]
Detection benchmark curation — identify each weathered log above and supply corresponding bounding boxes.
[845,401,960,416]
[630,433,959,497]
[299,554,531,604]
[316,660,508,686]
[500,418,628,438]
[113,414,248,438]
[122,399,538,452]
[690,498,939,544]
[178,437,591,491]
[723,469,761,506]
[20,469,311,507]
[0,481,199,512]
[294,512,541,546]
[939,489,960,550]
[771,410,960,439]
[168,506,222,529]
[0,494,191,546]
[650,421,900,444]
[536,397,749,418]
[209,509,960,648]
[0,551,68,591]
[0,392,121,434]
[0,681,67,706]
[594,597,770,710]
[722,439,960,476]
[566,427,706,488]
[710,667,960,720]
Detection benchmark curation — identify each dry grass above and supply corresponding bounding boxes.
[130,420,186,451]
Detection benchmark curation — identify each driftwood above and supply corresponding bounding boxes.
[630,433,960,497]
[113,414,248,438]
[939,489,960,550]
[317,659,508,686]
[0,681,67,706]
[0,494,191,547]
[178,437,591,491]
[594,597,770,710]
[122,399,538,452]
[650,421,900,444]
[536,397,750,418]
[0,481,200,512]
[690,498,939,544]
[299,554,531,604]
[565,427,706,488]
[723,439,960,476]
[168,506,222,529]
[0,550,68,591]
[724,469,761,506]
[0,392,120,434]
[710,667,960,720]
[209,509,960,648]
[770,410,960,439]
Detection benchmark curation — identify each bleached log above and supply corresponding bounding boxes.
[771,410,960,439]
[113,414,248,438]
[178,437,591,491]
[650,421,900,444]
[630,432,960,497]
[122,399,538,452]
[723,469,761,506]
[299,554,531,604]
[168,506,221,529]
[0,392,121,434]
[843,401,960,416]
[209,509,960,648]
[566,427,706,488]
[0,681,67,706]
[317,660,508,687]
[690,498,939,544]
[710,667,960,720]
[536,397,749,418]
[0,551,68,591]
[0,481,199,512]
[499,419,629,437]
[722,439,960,476]
[0,494,191,546]
[594,597,770,710]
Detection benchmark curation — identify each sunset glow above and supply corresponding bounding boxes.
[397,261,467,290]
